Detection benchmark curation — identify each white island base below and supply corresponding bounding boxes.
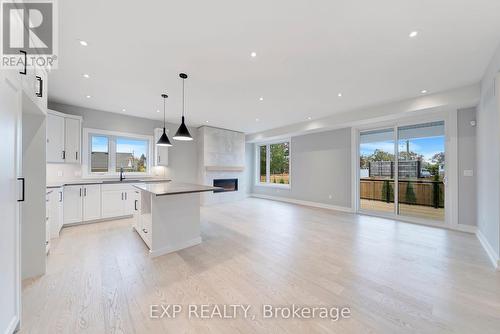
[132,182,220,257]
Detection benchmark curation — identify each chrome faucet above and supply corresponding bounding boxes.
[119,167,125,181]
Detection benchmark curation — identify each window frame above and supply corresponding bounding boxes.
[82,128,154,178]
[255,139,291,189]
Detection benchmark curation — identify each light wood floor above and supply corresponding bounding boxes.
[21,198,500,333]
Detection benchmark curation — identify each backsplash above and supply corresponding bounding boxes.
[46,163,169,183]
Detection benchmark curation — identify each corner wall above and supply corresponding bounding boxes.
[476,44,500,266]
[250,127,352,209]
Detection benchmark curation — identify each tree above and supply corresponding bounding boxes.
[399,151,423,161]
[370,149,394,162]
[405,181,417,204]
[269,143,289,175]
[431,152,445,164]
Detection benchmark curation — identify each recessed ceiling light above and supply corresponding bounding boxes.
[156,109,160,113]
[85,95,91,98]
[250,51,257,58]
[259,97,264,101]
[122,108,126,112]
[205,120,209,123]
[255,118,260,122]
[307,116,312,120]
[338,93,342,97]
[409,31,418,38]
[82,73,90,78]
[79,40,88,46]
[421,89,428,94]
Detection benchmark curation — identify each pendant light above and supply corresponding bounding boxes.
[173,73,193,141]
[156,93,172,146]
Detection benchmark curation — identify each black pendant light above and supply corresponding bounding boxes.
[156,93,172,147]
[173,73,193,141]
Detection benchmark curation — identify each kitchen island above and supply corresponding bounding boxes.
[132,182,220,257]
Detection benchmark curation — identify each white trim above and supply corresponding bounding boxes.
[47,108,82,121]
[254,139,292,188]
[149,237,202,258]
[476,229,500,269]
[82,128,154,178]
[4,316,19,334]
[250,193,354,213]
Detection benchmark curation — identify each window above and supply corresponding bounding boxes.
[91,136,109,172]
[84,129,152,176]
[115,137,149,173]
[257,141,290,186]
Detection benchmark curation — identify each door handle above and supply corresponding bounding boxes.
[134,199,138,211]
[17,177,25,202]
[62,150,66,160]
[35,76,43,97]
[19,50,27,75]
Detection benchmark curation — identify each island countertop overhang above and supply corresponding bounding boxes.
[133,182,222,196]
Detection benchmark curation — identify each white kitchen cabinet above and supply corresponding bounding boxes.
[83,184,101,221]
[63,184,101,224]
[101,189,124,219]
[46,110,81,164]
[132,190,141,230]
[63,185,83,224]
[101,183,142,219]
[46,114,65,163]
[48,187,63,238]
[154,128,169,166]
[64,117,81,163]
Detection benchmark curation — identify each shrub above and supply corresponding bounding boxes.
[406,181,417,205]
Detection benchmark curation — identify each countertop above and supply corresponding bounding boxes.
[133,182,222,196]
[47,178,172,188]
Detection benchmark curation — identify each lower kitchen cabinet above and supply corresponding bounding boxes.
[63,184,102,224]
[101,183,140,219]
[47,187,63,238]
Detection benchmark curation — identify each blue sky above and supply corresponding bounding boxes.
[360,136,445,162]
[92,136,148,157]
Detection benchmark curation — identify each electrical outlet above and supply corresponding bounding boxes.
[464,169,474,177]
[57,171,63,177]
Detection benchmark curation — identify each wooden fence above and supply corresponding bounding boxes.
[360,178,444,208]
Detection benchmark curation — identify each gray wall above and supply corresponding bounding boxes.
[250,127,352,208]
[476,44,500,258]
[48,102,199,183]
[457,108,477,226]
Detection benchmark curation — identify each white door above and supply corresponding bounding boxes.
[64,117,80,163]
[83,184,101,221]
[154,128,169,166]
[0,71,21,334]
[63,185,83,224]
[46,113,65,162]
[101,190,125,218]
[123,189,136,215]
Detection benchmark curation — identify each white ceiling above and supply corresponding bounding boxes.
[49,0,500,134]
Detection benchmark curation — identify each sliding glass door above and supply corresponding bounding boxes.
[397,122,445,220]
[359,121,445,222]
[359,128,396,214]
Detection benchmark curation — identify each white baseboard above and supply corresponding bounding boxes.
[149,237,202,258]
[476,230,500,270]
[250,193,354,213]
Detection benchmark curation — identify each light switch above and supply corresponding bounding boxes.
[463,170,474,177]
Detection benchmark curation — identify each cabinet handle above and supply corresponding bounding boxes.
[125,192,127,200]
[19,50,27,75]
[142,228,148,234]
[121,192,123,200]
[59,191,63,202]
[84,188,87,197]
[76,152,78,160]
[17,177,25,202]
[134,199,138,211]
[35,76,43,97]
[79,188,82,197]
[62,150,66,160]
[158,155,160,164]
[45,241,49,245]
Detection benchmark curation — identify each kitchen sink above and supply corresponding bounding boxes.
[102,179,142,184]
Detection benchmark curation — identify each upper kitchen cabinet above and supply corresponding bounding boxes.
[46,110,82,164]
[154,128,169,166]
